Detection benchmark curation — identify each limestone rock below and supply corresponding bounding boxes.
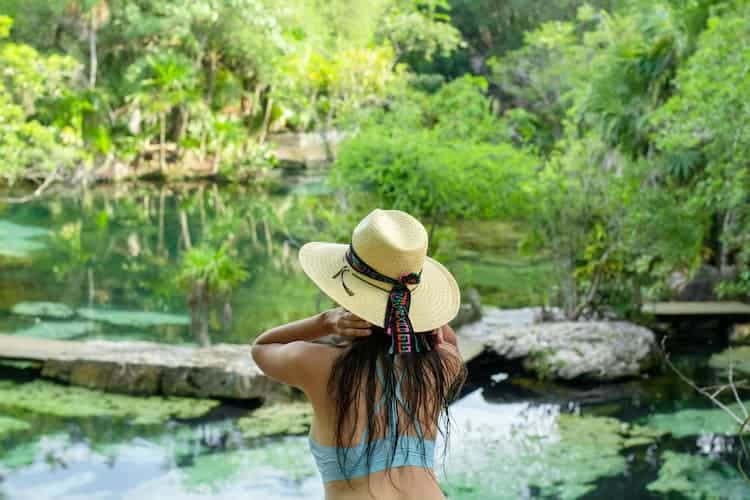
[450,288,482,329]
[460,307,658,381]
[0,334,288,401]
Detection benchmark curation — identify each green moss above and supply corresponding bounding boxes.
[647,451,750,499]
[709,346,750,376]
[77,307,190,327]
[0,415,30,439]
[641,403,748,438]
[441,413,661,500]
[237,402,313,439]
[0,379,219,425]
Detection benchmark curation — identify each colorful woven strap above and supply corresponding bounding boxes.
[341,245,421,354]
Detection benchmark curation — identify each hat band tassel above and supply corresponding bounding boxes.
[343,245,422,354]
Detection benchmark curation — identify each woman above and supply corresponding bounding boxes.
[252,209,466,499]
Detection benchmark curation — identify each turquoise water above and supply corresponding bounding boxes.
[1,181,749,498]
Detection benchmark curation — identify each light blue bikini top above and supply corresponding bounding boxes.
[308,362,436,483]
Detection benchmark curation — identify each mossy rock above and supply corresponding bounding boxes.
[641,402,749,438]
[647,451,750,499]
[0,415,31,440]
[709,346,750,376]
[0,379,219,425]
[77,307,190,327]
[237,402,313,439]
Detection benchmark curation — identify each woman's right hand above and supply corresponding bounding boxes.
[322,308,372,338]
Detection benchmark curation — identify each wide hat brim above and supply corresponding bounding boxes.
[299,242,461,332]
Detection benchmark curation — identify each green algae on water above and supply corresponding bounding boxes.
[0,379,219,425]
[0,415,30,440]
[441,413,662,500]
[647,451,750,499]
[0,220,49,258]
[237,402,313,439]
[181,437,317,491]
[12,320,98,340]
[11,302,75,319]
[77,307,190,328]
[709,346,750,376]
[642,403,749,438]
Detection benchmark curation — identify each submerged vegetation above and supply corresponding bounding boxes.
[0,379,219,424]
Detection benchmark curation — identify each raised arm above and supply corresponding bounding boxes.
[251,308,371,389]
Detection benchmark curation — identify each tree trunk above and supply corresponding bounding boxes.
[211,146,222,176]
[88,16,97,89]
[263,217,273,256]
[159,112,167,174]
[179,209,192,250]
[206,50,218,106]
[158,188,166,255]
[260,97,273,144]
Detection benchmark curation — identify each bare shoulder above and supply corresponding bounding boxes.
[251,340,343,391]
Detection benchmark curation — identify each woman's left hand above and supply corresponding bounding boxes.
[322,308,372,338]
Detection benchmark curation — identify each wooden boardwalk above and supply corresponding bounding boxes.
[642,301,750,316]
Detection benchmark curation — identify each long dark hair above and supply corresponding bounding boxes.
[328,326,467,482]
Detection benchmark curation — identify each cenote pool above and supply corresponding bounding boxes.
[0,180,748,499]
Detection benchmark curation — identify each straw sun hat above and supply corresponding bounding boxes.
[299,209,460,335]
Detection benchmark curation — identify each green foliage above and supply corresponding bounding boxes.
[0,16,82,183]
[0,0,464,181]
[333,76,538,221]
[653,3,750,297]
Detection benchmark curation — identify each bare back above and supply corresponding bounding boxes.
[302,343,461,500]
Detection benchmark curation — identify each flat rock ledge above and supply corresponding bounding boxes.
[0,334,290,401]
[459,307,659,381]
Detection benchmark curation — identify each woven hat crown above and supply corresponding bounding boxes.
[351,209,427,280]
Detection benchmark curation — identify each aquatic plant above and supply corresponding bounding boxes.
[12,320,97,340]
[0,221,49,259]
[0,379,219,425]
[77,307,190,328]
[642,403,749,438]
[236,402,313,440]
[440,405,662,500]
[709,347,750,377]
[647,451,750,499]
[0,415,30,440]
[10,301,74,319]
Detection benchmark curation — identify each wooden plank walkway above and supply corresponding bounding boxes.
[642,301,750,316]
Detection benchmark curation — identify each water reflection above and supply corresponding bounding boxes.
[0,184,335,344]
